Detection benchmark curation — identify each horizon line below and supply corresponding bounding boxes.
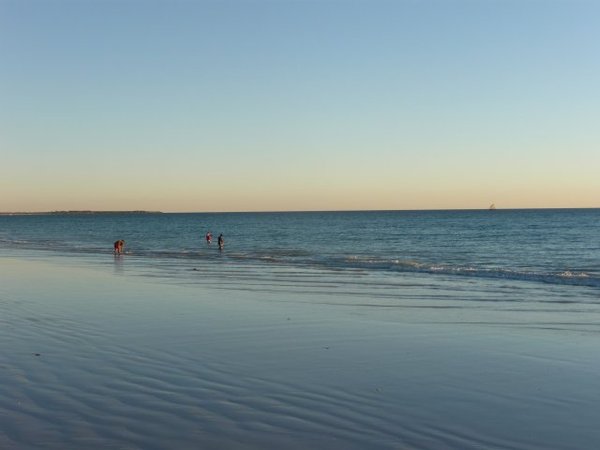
[1,206,599,215]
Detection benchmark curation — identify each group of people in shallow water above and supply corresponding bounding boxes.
[113,231,224,255]
[205,231,224,250]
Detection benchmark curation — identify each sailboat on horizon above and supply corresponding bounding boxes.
[489,203,497,210]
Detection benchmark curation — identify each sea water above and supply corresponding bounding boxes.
[2,210,600,449]
[1,209,599,314]
[1,209,598,284]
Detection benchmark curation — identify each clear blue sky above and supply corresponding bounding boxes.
[1,0,599,212]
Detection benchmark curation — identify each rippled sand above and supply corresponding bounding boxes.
[1,257,600,449]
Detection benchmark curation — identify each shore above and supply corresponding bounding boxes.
[1,255,599,449]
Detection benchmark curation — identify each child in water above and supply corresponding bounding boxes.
[218,234,224,250]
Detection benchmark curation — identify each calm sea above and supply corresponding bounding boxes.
[1,209,599,297]
[4,210,600,450]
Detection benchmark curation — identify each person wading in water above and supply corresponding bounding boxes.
[113,240,125,255]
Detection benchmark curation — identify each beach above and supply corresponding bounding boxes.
[2,254,600,449]
[4,0,599,446]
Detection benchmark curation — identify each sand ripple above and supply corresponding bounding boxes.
[2,258,600,449]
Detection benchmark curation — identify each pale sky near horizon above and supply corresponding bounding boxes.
[1,0,599,212]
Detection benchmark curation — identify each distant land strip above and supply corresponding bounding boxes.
[0,211,163,216]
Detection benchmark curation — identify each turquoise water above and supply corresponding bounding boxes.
[1,209,598,288]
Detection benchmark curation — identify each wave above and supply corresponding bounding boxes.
[333,256,600,289]
[2,238,599,289]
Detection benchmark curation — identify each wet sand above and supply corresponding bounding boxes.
[1,256,600,449]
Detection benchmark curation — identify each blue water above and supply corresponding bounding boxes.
[3,210,600,450]
[1,209,599,290]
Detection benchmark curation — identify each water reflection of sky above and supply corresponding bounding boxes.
[2,255,600,450]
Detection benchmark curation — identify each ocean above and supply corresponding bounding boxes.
[2,209,600,449]
[1,209,599,285]
[2,209,599,324]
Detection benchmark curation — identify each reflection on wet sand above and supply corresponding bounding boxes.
[1,256,600,450]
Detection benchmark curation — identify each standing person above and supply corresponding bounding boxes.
[113,240,125,255]
[205,231,212,245]
[218,233,224,250]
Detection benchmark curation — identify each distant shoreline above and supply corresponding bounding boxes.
[1,207,599,216]
[0,210,163,216]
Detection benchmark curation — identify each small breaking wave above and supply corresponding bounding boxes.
[1,238,599,289]
[334,256,600,288]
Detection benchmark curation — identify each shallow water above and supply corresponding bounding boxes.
[2,210,599,448]
[2,256,600,449]
[1,209,599,288]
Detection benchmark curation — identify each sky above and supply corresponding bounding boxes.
[1,0,599,212]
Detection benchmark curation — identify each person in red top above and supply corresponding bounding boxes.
[113,240,125,255]
[205,231,212,245]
